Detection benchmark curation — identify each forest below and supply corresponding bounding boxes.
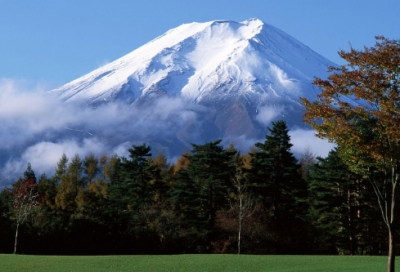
[1,37,399,268]
[0,120,389,255]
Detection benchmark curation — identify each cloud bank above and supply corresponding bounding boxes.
[289,129,336,158]
[0,78,201,182]
[255,106,284,126]
[0,78,335,184]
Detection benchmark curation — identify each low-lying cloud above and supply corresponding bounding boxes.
[255,106,284,126]
[222,130,334,159]
[289,128,336,158]
[0,78,336,184]
[0,78,201,182]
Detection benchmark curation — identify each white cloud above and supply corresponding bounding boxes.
[221,129,335,159]
[0,78,201,147]
[111,142,133,158]
[0,78,335,183]
[2,138,106,178]
[289,129,336,158]
[0,78,202,181]
[255,106,284,126]
[221,135,262,153]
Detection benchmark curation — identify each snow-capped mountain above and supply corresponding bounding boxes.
[1,18,347,185]
[48,18,341,150]
[49,18,335,106]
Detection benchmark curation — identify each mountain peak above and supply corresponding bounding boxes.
[49,18,335,106]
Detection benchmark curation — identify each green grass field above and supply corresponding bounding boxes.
[0,254,395,272]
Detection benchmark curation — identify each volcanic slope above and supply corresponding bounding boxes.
[49,18,350,151]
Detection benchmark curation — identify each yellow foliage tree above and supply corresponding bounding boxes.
[301,37,400,272]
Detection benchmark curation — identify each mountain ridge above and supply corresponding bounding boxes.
[1,18,345,185]
[48,18,336,109]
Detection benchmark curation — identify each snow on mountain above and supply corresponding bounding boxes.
[43,18,350,157]
[2,19,348,185]
[48,18,336,108]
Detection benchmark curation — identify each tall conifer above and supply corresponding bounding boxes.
[251,120,303,220]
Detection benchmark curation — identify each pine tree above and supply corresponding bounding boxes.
[108,144,160,213]
[250,120,307,253]
[188,140,236,229]
[23,163,36,182]
[171,140,235,234]
[251,120,303,220]
[169,140,235,251]
[307,148,384,255]
[169,169,203,229]
[307,149,358,253]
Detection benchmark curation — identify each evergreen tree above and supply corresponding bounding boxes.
[0,190,13,253]
[188,140,236,229]
[251,120,303,220]
[307,148,383,255]
[23,163,36,182]
[169,140,235,251]
[169,169,203,228]
[108,144,160,213]
[35,173,62,243]
[250,120,307,253]
[307,149,357,253]
[171,140,235,233]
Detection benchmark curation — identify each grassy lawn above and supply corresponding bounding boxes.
[0,254,394,272]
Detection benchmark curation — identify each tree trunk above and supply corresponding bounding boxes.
[14,224,19,254]
[208,184,214,227]
[238,205,242,254]
[348,187,354,255]
[388,228,396,272]
[238,218,242,254]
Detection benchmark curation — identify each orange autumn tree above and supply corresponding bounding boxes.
[301,36,400,272]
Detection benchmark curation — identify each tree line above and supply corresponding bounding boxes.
[0,120,391,255]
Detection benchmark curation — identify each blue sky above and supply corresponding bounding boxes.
[1,0,399,88]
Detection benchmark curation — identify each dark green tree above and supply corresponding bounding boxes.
[23,163,36,182]
[169,169,203,228]
[108,144,161,216]
[250,120,307,253]
[170,140,236,251]
[307,148,385,255]
[0,190,13,253]
[251,120,303,219]
[307,149,359,254]
[187,140,235,229]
